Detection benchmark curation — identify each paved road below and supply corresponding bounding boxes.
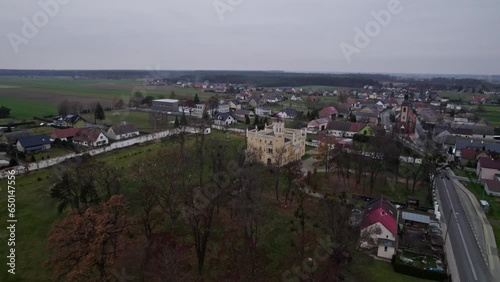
[379,110,393,133]
[436,172,494,282]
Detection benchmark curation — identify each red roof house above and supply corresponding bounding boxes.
[318,107,339,119]
[359,196,398,259]
[477,157,500,180]
[51,128,80,141]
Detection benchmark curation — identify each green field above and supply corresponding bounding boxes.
[478,105,500,126]
[0,96,57,120]
[0,77,221,121]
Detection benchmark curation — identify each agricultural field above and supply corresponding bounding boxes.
[478,105,500,126]
[0,77,214,120]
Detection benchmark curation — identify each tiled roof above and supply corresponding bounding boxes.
[52,128,80,139]
[479,157,500,170]
[74,128,103,143]
[110,124,139,135]
[360,196,398,235]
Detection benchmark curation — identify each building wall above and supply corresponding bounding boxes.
[377,245,395,259]
[478,167,499,180]
[152,100,179,112]
[484,184,500,197]
[247,122,306,165]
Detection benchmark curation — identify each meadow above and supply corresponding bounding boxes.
[0,77,213,120]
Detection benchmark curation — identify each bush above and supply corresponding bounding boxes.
[9,158,18,167]
[392,255,449,281]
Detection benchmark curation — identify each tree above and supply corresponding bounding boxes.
[283,160,303,206]
[349,113,357,122]
[174,115,180,127]
[46,195,131,282]
[180,111,188,125]
[253,115,260,126]
[194,93,200,104]
[245,115,251,125]
[30,155,36,163]
[131,91,144,107]
[142,95,155,107]
[57,100,70,116]
[202,105,210,120]
[94,102,105,123]
[170,91,176,99]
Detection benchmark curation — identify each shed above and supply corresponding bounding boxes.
[402,211,430,229]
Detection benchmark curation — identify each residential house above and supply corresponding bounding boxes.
[359,196,398,259]
[217,102,231,114]
[192,104,208,117]
[2,130,34,146]
[455,140,500,157]
[326,121,369,138]
[246,121,307,166]
[307,118,330,133]
[16,134,51,153]
[51,128,80,142]
[213,113,237,126]
[451,128,473,138]
[460,148,489,166]
[228,100,242,110]
[477,157,500,180]
[106,124,140,140]
[249,97,266,108]
[484,180,500,197]
[73,129,109,147]
[276,108,298,119]
[233,109,254,119]
[290,95,302,101]
[318,107,339,120]
[255,107,272,116]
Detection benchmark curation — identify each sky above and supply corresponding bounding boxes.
[1,0,500,75]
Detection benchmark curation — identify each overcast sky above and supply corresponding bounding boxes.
[1,0,499,75]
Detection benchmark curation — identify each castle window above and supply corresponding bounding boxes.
[403,107,407,112]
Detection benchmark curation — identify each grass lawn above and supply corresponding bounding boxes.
[81,110,176,133]
[347,254,433,282]
[0,96,57,120]
[477,105,500,126]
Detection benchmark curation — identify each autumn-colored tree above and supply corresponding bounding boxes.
[46,195,131,282]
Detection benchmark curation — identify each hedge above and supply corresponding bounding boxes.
[392,255,449,281]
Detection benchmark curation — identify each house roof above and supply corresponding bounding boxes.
[17,134,51,148]
[319,107,338,117]
[485,180,500,193]
[350,122,368,132]
[327,120,351,131]
[456,140,500,153]
[110,124,139,135]
[451,128,473,136]
[65,114,86,124]
[214,113,236,121]
[402,211,430,224]
[233,109,253,116]
[479,157,500,170]
[52,128,80,139]
[74,128,104,143]
[360,196,398,235]
[461,148,478,160]
[308,118,330,128]
[3,130,34,143]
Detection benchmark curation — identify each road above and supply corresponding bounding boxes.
[436,172,494,282]
[379,110,393,133]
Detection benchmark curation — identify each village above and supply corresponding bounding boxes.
[2,79,500,281]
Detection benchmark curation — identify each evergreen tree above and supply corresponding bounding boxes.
[181,111,188,125]
[245,115,250,124]
[174,116,180,127]
[194,93,200,104]
[253,115,259,126]
[94,102,105,123]
[263,117,268,125]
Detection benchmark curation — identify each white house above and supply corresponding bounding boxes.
[359,196,398,259]
[255,107,272,116]
[213,113,237,126]
[73,128,109,147]
[106,124,140,140]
